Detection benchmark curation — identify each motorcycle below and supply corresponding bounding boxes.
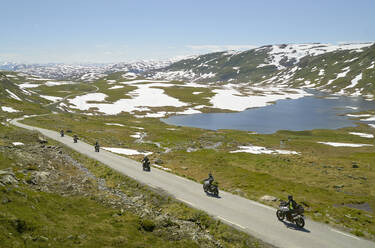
[95,144,100,152]
[142,161,151,171]
[203,180,219,197]
[276,200,305,228]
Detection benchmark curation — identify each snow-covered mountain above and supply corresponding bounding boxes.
[0,57,192,82]
[146,42,375,96]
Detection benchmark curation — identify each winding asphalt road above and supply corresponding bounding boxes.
[11,117,375,248]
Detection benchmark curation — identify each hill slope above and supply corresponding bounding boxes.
[147,43,375,97]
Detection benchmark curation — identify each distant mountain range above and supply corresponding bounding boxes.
[0,58,186,81]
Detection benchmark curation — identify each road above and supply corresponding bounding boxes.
[11,116,375,248]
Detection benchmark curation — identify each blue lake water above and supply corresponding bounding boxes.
[162,92,375,134]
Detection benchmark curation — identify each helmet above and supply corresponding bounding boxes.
[288,195,293,201]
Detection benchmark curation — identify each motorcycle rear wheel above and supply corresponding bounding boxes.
[295,217,305,228]
[213,188,219,197]
[276,210,285,221]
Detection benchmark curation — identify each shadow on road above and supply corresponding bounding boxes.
[281,220,311,233]
[205,192,222,199]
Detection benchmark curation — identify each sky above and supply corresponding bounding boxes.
[1,0,375,64]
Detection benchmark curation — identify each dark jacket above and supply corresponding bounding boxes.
[287,199,298,210]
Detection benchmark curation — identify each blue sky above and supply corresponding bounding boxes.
[1,0,374,63]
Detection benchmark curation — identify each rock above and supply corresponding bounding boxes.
[34,171,50,183]
[38,135,47,144]
[26,176,37,185]
[0,170,15,176]
[2,197,11,204]
[39,236,49,241]
[181,166,188,170]
[0,170,18,185]
[260,195,278,202]
[131,195,143,203]
[352,162,359,168]
[78,234,86,240]
[155,159,163,165]
[333,185,344,189]
[66,184,74,191]
[81,177,91,184]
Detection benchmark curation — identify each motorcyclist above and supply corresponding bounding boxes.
[142,156,150,167]
[94,140,100,151]
[60,129,64,137]
[286,195,298,218]
[73,134,78,143]
[206,172,214,185]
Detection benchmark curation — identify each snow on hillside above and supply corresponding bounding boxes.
[64,79,310,117]
[210,84,309,111]
[257,43,373,70]
[1,106,20,112]
[6,89,22,101]
[67,80,188,115]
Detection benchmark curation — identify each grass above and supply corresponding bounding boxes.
[21,111,375,239]
[0,124,271,248]
[33,83,96,98]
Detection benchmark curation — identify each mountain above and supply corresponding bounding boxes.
[0,58,188,82]
[147,43,375,97]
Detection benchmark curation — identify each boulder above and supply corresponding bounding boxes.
[352,162,359,168]
[155,159,163,165]
[38,135,47,144]
[0,170,18,185]
[260,195,278,202]
[34,171,50,183]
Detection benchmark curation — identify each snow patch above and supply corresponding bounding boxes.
[18,83,40,89]
[108,85,124,90]
[130,132,143,139]
[102,147,152,156]
[230,145,299,155]
[40,95,63,102]
[1,106,20,112]
[68,80,187,115]
[153,164,172,171]
[344,73,362,89]
[6,89,22,101]
[45,81,75,87]
[349,132,374,138]
[12,142,24,146]
[346,114,371,117]
[318,142,372,147]
[105,123,125,127]
[122,72,137,79]
[210,85,309,111]
[360,116,375,121]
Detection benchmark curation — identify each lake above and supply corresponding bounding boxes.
[162,92,375,134]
